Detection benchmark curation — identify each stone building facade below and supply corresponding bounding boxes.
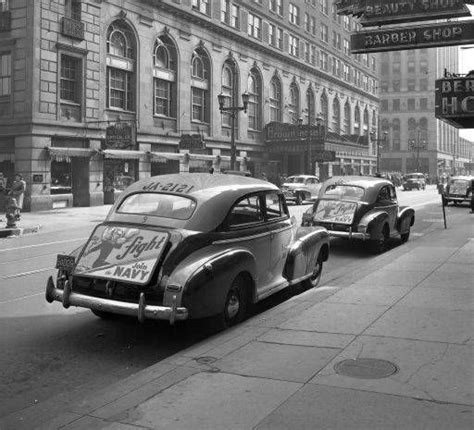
[0,0,379,211]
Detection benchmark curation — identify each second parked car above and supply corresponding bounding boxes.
[442,175,474,206]
[302,176,415,254]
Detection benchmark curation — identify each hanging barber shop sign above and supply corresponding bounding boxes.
[435,76,474,128]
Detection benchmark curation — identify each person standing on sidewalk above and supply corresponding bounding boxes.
[9,173,26,218]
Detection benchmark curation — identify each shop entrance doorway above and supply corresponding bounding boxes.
[71,158,90,207]
[103,159,138,204]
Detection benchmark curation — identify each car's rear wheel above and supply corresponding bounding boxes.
[369,224,389,254]
[215,275,249,329]
[302,252,324,289]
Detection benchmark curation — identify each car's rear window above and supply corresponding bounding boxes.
[117,193,196,219]
[286,177,305,183]
[323,184,365,200]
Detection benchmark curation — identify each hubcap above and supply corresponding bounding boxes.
[226,291,240,319]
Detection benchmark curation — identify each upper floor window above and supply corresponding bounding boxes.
[248,13,262,39]
[221,0,239,28]
[320,23,328,43]
[407,78,416,91]
[60,55,80,103]
[269,24,283,49]
[320,0,328,15]
[65,0,81,20]
[247,69,262,131]
[420,78,428,91]
[192,0,210,15]
[310,16,316,35]
[304,13,310,32]
[289,3,300,25]
[289,34,299,57]
[320,51,328,71]
[191,47,210,123]
[106,21,136,111]
[153,36,177,118]
[269,76,282,122]
[288,82,300,123]
[269,0,283,15]
[0,0,9,12]
[0,52,11,115]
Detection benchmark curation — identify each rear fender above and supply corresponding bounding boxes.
[165,248,257,319]
[397,207,415,232]
[284,227,329,281]
[359,211,389,238]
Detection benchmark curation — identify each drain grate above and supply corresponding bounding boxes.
[334,358,398,379]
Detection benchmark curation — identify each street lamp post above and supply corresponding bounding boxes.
[408,128,427,172]
[370,130,388,174]
[217,92,249,171]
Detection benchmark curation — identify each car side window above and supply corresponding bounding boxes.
[265,191,287,220]
[389,185,397,201]
[227,194,263,227]
[377,186,391,202]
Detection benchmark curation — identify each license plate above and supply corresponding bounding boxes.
[56,254,76,273]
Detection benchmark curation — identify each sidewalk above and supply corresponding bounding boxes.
[1,208,473,429]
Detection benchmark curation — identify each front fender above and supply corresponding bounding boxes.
[165,247,257,319]
[284,226,329,281]
[359,211,389,238]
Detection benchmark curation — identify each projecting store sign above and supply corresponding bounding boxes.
[360,0,470,26]
[351,20,474,53]
[435,76,474,128]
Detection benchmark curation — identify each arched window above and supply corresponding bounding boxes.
[191,46,210,123]
[363,107,369,136]
[320,92,328,128]
[221,60,238,128]
[354,105,361,135]
[332,98,341,133]
[269,76,282,122]
[247,68,262,131]
[288,82,299,123]
[381,118,390,151]
[106,20,136,111]
[371,109,377,134]
[306,87,315,124]
[153,35,177,118]
[343,101,351,134]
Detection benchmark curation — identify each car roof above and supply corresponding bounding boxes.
[450,175,474,180]
[287,175,318,179]
[107,173,279,231]
[319,176,393,201]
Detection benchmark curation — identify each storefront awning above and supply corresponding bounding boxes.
[46,147,97,162]
[101,149,147,160]
[149,152,247,163]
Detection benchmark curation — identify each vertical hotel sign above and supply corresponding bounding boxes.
[435,76,474,128]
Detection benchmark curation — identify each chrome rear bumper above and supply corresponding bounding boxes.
[327,230,370,240]
[45,276,188,324]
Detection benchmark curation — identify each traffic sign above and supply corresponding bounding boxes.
[351,20,474,54]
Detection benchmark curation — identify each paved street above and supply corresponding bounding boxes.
[0,185,461,426]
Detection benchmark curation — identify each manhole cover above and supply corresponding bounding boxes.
[334,358,398,379]
[194,356,217,365]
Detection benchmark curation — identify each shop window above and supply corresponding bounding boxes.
[51,161,72,194]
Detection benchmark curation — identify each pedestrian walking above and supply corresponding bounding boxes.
[9,173,26,218]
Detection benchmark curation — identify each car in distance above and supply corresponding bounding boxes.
[281,175,321,205]
[402,172,426,191]
[302,176,415,254]
[46,173,330,328]
[442,175,474,206]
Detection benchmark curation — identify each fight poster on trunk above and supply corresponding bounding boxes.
[314,200,358,225]
[74,225,168,285]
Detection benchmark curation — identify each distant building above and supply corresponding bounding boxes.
[378,47,473,177]
[0,0,379,211]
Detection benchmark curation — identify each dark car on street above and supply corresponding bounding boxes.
[46,173,330,328]
[402,173,426,191]
[442,175,474,207]
[302,176,415,254]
